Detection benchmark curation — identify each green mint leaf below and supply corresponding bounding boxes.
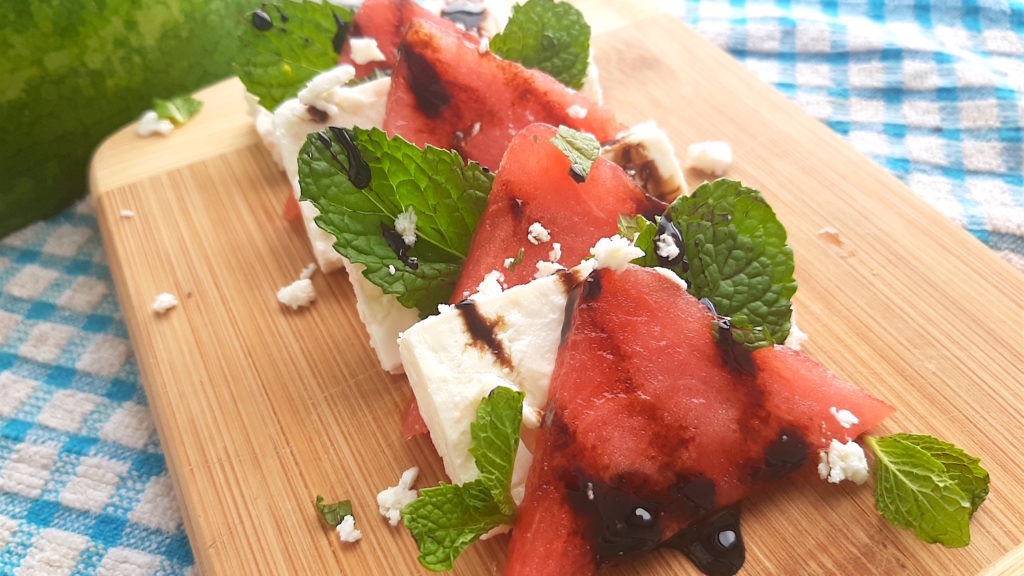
[314,495,353,527]
[402,388,523,571]
[489,0,591,89]
[153,94,203,125]
[665,179,796,346]
[234,1,352,111]
[549,125,600,181]
[866,435,982,547]
[469,387,525,515]
[298,126,493,317]
[402,480,509,571]
[617,214,660,267]
[881,434,990,515]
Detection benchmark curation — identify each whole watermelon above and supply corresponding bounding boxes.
[0,0,255,239]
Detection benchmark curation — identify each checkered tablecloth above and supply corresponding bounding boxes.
[1,1,1021,574]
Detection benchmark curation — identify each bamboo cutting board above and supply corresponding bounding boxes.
[89,8,1024,576]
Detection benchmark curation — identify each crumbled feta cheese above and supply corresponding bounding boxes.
[476,270,505,296]
[151,292,179,314]
[503,256,516,269]
[336,515,362,543]
[652,267,687,289]
[470,121,481,137]
[478,36,490,54]
[686,140,733,175]
[590,235,644,272]
[298,65,356,117]
[277,278,316,310]
[655,233,680,261]
[437,303,453,314]
[479,524,512,540]
[395,206,418,247]
[527,221,551,245]
[830,407,860,429]
[299,262,317,280]
[533,260,565,279]
[566,104,588,119]
[388,264,396,275]
[785,311,809,350]
[817,439,869,484]
[548,242,561,262]
[137,110,174,137]
[522,405,543,429]
[348,37,386,65]
[119,209,135,218]
[377,466,419,526]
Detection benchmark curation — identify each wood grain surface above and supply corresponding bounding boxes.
[89,5,1024,576]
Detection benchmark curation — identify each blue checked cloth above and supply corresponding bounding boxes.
[1,1,1022,574]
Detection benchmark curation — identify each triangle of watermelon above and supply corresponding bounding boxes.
[505,265,894,576]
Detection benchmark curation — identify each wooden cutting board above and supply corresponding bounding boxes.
[89,6,1024,576]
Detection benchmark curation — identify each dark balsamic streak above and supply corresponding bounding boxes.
[306,105,328,123]
[251,9,273,31]
[714,318,757,377]
[762,428,809,481]
[381,224,418,270]
[569,164,587,183]
[666,506,745,576]
[441,8,486,31]
[331,11,349,55]
[328,127,371,188]
[455,300,512,369]
[565,470,662,565]
[404,48,452,118]
[656,216,689,271]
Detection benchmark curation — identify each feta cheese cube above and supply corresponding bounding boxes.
[686,140,733,175]
[602,121,686,201]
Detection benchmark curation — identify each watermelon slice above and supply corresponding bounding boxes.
[383,19,622,170]
[338,0,471,79]
[452,123,661,301]
[505,265,894,576]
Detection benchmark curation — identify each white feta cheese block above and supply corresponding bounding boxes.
[398,266,588,501]
[345,262,420,374]
[602,121,686,202]
[686,140,733,176]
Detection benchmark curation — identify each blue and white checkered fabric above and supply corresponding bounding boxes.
[0,202,193,575]
[674,0,1024,270]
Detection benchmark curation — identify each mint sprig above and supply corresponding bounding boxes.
[625,179,796,347]
[298,126,493,317]
[617,214,659,268]
[314,495,354,527]
[153,94,203,125]
[402,387,524,571]
[234,1,352,111]
[550,125,600,182]
[866,434,989,548]
[489,0,591,89]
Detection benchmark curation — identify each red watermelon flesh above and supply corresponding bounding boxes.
[338,0,469,78]
[383,18,622,171]
[451,123,660,302]
[505,265,894,576]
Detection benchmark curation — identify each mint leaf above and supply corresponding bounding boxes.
[469,387,524,515]
[877,434,990,515]
[662,179,795,346]
[298,126,493,317]
[234,1,352,111]
[489,0,591,89]
[617,214,660,268]
[550,125,600,182]
[153,94,203,125]
[402,388,524,571]
[866,435,986,547]
[315,495,353,527]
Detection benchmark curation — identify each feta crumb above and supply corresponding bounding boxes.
[533,260,565,279]
[503,256,516,269]
[437,303,453,314]
[652,267,687,289]
[395,206,418,247]
[548,242,561,262]
[590,235,644,272]
[336,515,362,543]
[476,270,505,296]
[388,264,396,275]
[151,292,179,314]
[377,466,419,526]
[585,482,595,501]
[277,278,316,310]
[817,439,869,485]
[830,407,860,429]
[297,65,356,117]
[137,110,174,137]
[479,524,511,540]
[685,140,733,175]
[522,405,543,429]
[348,37,386,65]
[655,233,680,261]
[566,104,588,119]
[785,310,808,350]
[119,209,135,218]
[478,36,490,54]
[527,221,551,245]
[470,121,481,137]
[299,262,318,280]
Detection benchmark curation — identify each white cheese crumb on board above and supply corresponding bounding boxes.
[686,140,733,175]
[377,467,419,526]
[277,278,316,310]
[151,292,179,314]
